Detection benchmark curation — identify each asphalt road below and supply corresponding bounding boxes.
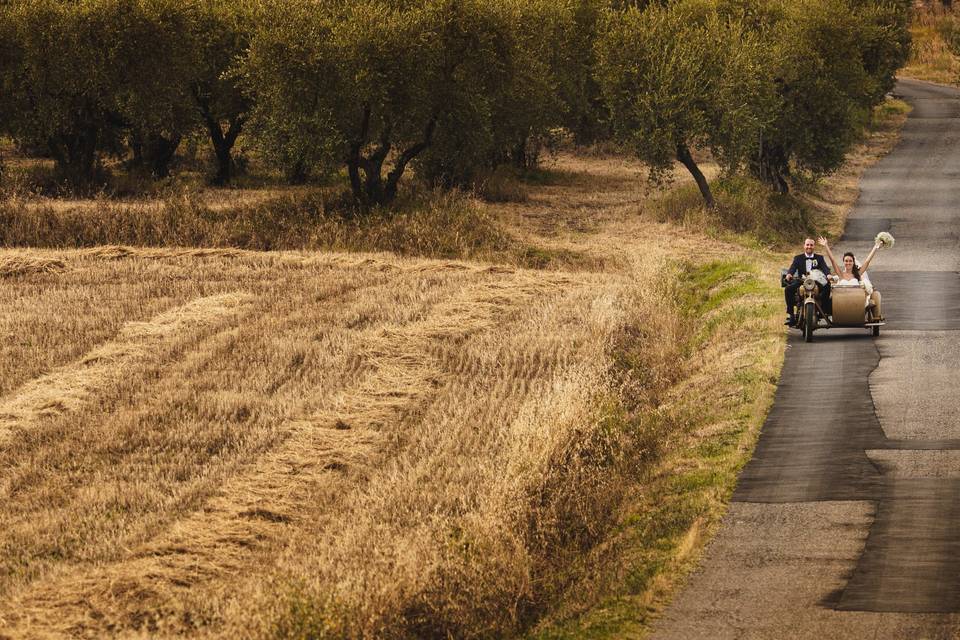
[652,79,960,639]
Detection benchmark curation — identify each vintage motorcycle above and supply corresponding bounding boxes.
[782,269,885,342]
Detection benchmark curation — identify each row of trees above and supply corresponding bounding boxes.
[0,0,602,201]
[243,0,604,204]
[0,0,251,186]
[598,0,910,206]
[0,0,910,207]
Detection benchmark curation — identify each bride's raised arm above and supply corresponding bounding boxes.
[860,241,881,274]
[817,236,840,274]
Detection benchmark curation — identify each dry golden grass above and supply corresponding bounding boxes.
[0,239,694,638]
[0,189,516,265]
[0,255,66,278]
[0,103,906,638]
[0,168,752,639]
[901,3,960,85]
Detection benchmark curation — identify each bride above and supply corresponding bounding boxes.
[817,236,879,287]
[817,235,889,321]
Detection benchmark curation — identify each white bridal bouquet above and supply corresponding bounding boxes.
[875,231,895,248]
[807,269,828,286]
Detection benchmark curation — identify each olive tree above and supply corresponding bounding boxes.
[120,0,197,178]
[245,0,524,206]
[189,0,253,185]
[597,2,774,207]
[750,0,876,192]
[1,0,201,187]
[416,0,570,185]
[489,0,567,170]
[338,0,492,204]
[551,0,610,145]
[2,0,136,188]
[855,0,911,104]
[729,0,910,193]
[241,1,342,185]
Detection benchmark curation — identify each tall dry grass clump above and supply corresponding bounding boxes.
[0,189,514,261]
[0,254,66,278]
[902,3,960,84]
[651,176,815,246]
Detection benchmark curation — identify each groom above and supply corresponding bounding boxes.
[783,237,831,326]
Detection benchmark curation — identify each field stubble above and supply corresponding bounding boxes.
[0,105,905,638]
[0,240,693,638]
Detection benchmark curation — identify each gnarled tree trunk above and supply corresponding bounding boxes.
[676,142,715,209]
[48,127,100,191]
[193,88,243,186]
[751,140,790,195]
[131,131,182,179]
[146,132,182,179]
[346,106,437,207]
[203,114,242,186]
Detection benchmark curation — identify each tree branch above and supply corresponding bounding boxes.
[385,115,438,201]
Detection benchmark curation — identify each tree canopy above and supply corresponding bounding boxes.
[243,0,583,203]
[0,0,913,205]
[597,0,911,204]
[2,0,161,187]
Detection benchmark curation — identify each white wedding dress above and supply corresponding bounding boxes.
[834,271,873,305]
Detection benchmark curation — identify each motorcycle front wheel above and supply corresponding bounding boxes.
[804,308,815,342]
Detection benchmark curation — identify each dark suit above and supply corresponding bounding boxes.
[784,253,832,315]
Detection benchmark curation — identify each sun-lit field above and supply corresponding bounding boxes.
[0,165,753,638]
[0,95,907,637]
[0,245,643,634]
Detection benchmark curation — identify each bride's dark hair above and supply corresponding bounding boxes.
[843,251,861,279]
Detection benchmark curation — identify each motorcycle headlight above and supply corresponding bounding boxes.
[803,279,816,291]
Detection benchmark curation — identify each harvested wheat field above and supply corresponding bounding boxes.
[0,0,916,632]
[0,134,904,637]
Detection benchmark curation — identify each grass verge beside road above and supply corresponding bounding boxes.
[528,259,782,639]
[525,98,910,640]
